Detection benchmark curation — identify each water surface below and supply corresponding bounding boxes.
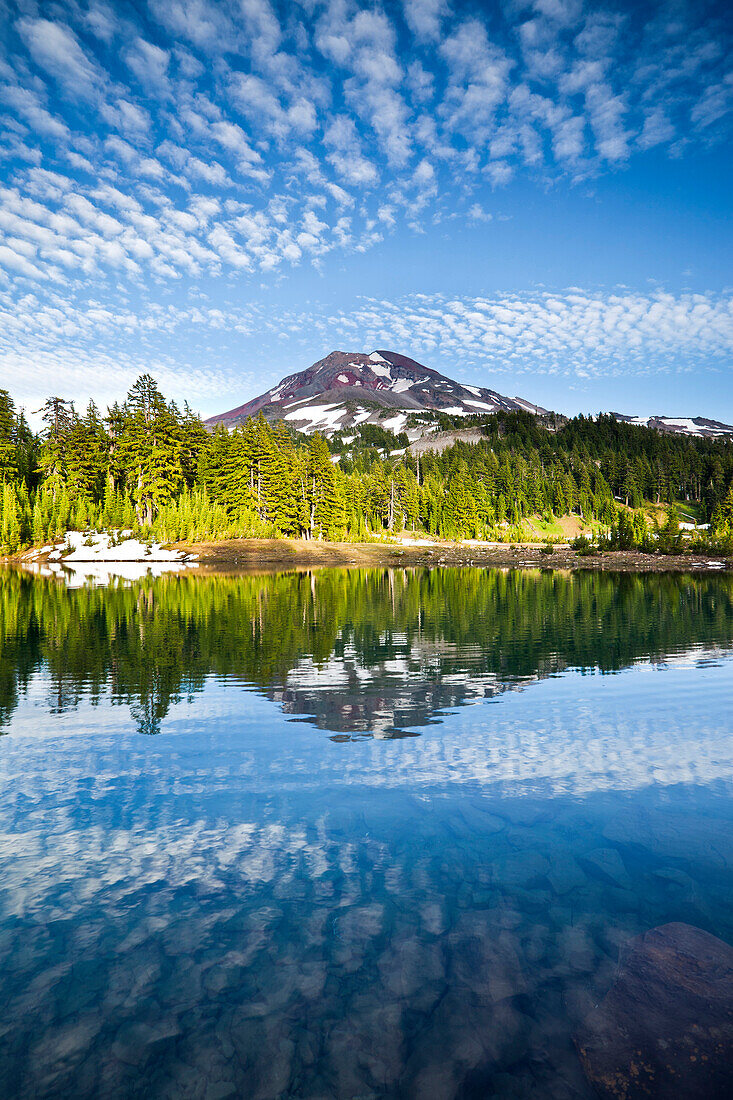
[0,567,732,1098]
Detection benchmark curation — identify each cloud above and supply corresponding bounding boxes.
[440,19,514,137]
[324,114,379,186]
[0,84,70,140]
[403,0,449,42]
[637,108,674,150]
[101,98,151,136]
[691,80,733,131]
[468,203,492,222]
[228,72,317,139]
[125,38,171,94]
[3,286,732,428]
[329,290,733,377]
[148,0,230,50]
[0,242,49,281]
[16,19,104,102]
[84,2,119,43]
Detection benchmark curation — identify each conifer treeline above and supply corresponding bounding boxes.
[1,374,733,553]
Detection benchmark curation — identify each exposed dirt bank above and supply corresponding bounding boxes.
[174,538,733,574]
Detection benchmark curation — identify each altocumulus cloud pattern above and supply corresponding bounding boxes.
[0,0,731,413]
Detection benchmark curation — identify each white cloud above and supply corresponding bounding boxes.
[3,288,731,423]
[84,2,119,43]
[0,0,729,399]
[324,114,379,186]
[16,19,104,102]
[485,160,514,186]
[228,72,316,139]
[440,20,513,137]
[468,203,492,222]
[0,84,70,140]
[102,98,151,136]
[403,0,448,42]
[637,108,674,150]
[148,0,230,50]
[329,290,733,376]
[125,38,171,94]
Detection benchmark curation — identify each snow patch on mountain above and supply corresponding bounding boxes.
[370,362,392,379]
[381,413,408,433]
[284,403,345,429]
[465,399,499,411]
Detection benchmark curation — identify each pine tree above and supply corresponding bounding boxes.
[32,496,45,544]
[1,483,20,552]
[721,486,733,532]
[37,396,74,492]
[307,434,341,539]
[496,492,507,525]
[117,376,184,525]
[180,402,209,486]
[64,402,108,506]
[0,389,18,481]
[268,422,300,534]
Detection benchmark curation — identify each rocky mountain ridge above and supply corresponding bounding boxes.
[611,412,733,439]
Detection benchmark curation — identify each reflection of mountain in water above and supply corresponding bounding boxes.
[278,641,527,739]
[1,566,733,737]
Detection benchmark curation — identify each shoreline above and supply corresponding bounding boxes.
[172,537,733,574]
[3,536,731,576]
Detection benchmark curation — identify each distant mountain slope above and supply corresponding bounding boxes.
[612,413,733,438]
[206,349,548,436]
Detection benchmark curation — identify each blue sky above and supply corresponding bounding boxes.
[0,0,731,422]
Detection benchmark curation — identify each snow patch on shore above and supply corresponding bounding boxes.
[25,531,198,585]
[60,531,189,563]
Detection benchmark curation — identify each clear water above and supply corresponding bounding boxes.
[0,567,732,1098]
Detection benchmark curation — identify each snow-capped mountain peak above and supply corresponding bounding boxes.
[206,349,547,436]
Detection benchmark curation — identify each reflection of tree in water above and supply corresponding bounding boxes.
[129,669,176,737]
[1,566,733,737]
[45,682,83,716]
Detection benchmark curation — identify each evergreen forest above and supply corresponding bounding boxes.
[1,374,733,554]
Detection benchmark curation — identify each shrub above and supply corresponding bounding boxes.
[571,534,595,556]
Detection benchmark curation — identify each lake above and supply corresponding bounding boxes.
[0,566,732,1098]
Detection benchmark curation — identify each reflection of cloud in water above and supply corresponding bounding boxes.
[3,658,733,802]
[1,673,732,1097]
[275,640,731,744]
[1,605,732,1095]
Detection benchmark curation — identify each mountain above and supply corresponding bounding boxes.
[206,348,733,441]
[206,349,548,436]
[611,413,733,439]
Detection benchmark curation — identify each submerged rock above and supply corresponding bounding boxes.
[578,847,632,890]
[575,922,733,1099]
